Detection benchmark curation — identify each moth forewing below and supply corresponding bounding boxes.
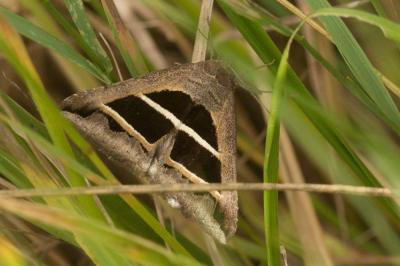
[61,60,238,243]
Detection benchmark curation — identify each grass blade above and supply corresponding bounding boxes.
[0,7,110,83]
[263,28,293,265]
[0,198,202,266]
[63,0,113,74]
[0,92,195,259]
[305,0,400,133]
[101,0,150,76]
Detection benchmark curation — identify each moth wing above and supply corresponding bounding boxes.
[173,61,238,236]
[61,60,238,240]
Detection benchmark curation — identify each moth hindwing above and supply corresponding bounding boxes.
[61,60,238,243]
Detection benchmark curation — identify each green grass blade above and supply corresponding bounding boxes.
[0,148,33,189]
[0,235,30,266]
[0,92,195,258]
[220,2,399,131]
[0,198,203,266]
[18,0,99,89]
[87,0,107,20]
[217,0,400,259]
[263,29,294,266]
[311,8,400,44]
[41,0,108,69]
[282,101,400,253]
[370,0,388,17]
[0,7,110,83]
[0,15,109,221]
[305,0,400,133]
[218,0,399,206]
[101,0,150,76]
[63,0,113,74]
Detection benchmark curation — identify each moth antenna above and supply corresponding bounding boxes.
[99,33,123,81]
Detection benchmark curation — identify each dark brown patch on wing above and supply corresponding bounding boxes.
[107,96,174,143]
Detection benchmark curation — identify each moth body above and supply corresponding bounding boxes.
[61,60,238,243]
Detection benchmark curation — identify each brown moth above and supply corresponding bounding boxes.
[61,60,237,243]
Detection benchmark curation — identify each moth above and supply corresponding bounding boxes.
[61,60,238,243]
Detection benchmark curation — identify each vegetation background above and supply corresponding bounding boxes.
[0,0,399,265]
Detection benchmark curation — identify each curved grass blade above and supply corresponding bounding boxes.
[216,2,399,130]
[311,8,400,44]
[41,0,108,70]
[218,0,400,260]
[0,93,195,258]
[0,7,110,83]
[17,0,99,89]
[64,0,113,74]
[101,0,150,76]
[305,0,400,133]
[0,235,29,266]
[0,198,203,266]
[219,0,400,207]
[263,26,295,265]
[0,14,109,222]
